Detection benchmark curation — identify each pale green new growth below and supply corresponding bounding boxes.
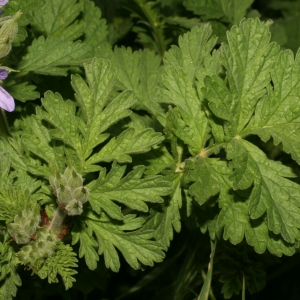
[36,243,78,290]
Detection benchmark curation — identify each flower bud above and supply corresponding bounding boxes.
[17,228,58,267]
[65,199,83,216]
[7,203,41,244]
[0,11,22,58]
[49,166,89,216]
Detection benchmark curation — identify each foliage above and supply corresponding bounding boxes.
[1,0,300,299]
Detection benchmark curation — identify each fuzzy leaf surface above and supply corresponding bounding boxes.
[86,128,164,164]
[203,18,279,136]
[249,49,300,164]
[88,164,171,219]
[162,24,217,154]
[72,225,99,271]
[228,138,300,243]
[112,48,165,120]
[214,159,296,256]
[185,158,224,205]
[85,216,165,272]
[32,0,84,40]
[6,82,39,102]
[39,58,136,172]
[4,0,45,26]
[0,238,21,299]
[36,243,77,290]
[18,36,83,75]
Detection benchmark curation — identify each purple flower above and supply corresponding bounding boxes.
[0,0,8,14]
[0,0,8,7]
[0,69,14,112]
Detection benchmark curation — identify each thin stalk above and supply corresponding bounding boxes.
[48,206,66,234]
[0,108,10,138]
[198,239,217,300]
[242,274,246,300]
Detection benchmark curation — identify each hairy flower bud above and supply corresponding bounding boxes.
[0,11,22,58]
[49,166,89,216]
[7,203,41,244]
[17,228,58,268]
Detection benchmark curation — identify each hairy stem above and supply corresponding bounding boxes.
[48,207,66,234]
[0,108,10,139]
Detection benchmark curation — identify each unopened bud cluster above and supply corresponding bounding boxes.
[49,167,89,216]
[17,228,58,269]
[7,203,41,244]
[0,11,22,59]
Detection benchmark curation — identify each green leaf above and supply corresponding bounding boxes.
[184,0,254,24]
[245,218,296,257]
[112,47,165,120]
[16,1,108,74]
[185,158,225,205]
[72,59,136,159]
[39,58,137,171]
[4,0,45,26]
[5,82,39,102]
[86,128,164,164]
[128,0,169,56]
[203,18,279,136]
[72,225,99,271]
[41,93,82,153]
[32,0,84,41]
[228,138,300,243]
[162,24,217,154]
[142,174,182,249]
[0,139,27,174]
[69,0,109,61]
[248,49,300,164]
[88,164,171,219]
[269,1,300,53]
[211,157,296,256]
[86,216,165,272]
[18,36,83,75]
[21,115,58,167]
[218,244,266,299]
[0,238,21,299]
[133,144,175,175]
[36,243,78,290]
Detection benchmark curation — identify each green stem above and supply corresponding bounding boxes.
[242,274,246,300]
[133,0,166,58]
[48,207,66,234]
[198,239,217,300]
[12,70,29,79]
[0,108,10,138]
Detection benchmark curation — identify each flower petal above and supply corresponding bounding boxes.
[0,69,8,80]
[0,0,8,8]
[0,86,14,112]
